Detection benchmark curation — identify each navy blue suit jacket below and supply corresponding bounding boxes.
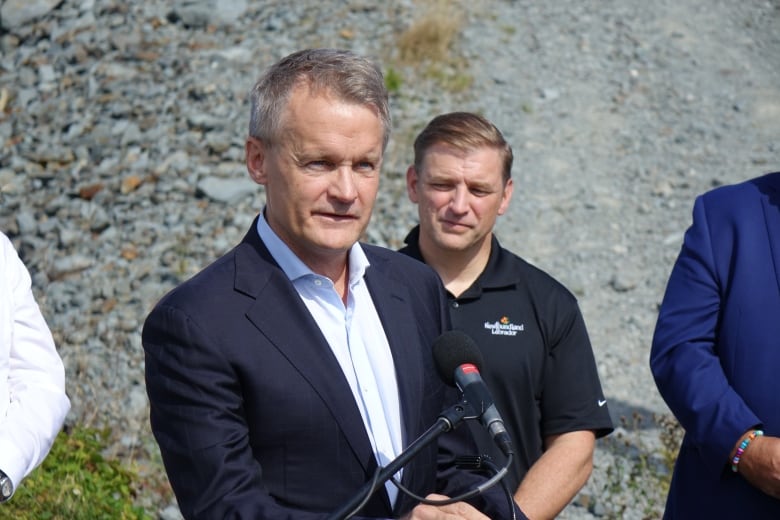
[143,219,517,519]
[651,172,780,517]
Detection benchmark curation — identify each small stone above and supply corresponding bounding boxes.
[49,255,93,279]
[79,183,104,200]
[121,175,144,195]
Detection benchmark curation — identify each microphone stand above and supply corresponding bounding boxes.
[327,401,471,520]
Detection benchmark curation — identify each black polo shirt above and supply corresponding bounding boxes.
[400,226,613,490]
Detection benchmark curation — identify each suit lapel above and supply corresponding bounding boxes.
[365,251,451,516]
[363,252,425,461]
[363,256,418,514]
[760,176,780,296]
[234,225,377,476]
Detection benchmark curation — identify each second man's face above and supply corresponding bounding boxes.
[247,84,384,271]
[407,143,513,255]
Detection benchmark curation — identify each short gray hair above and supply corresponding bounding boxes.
[248,48,391,150]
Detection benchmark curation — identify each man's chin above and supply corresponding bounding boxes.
[434,236,475,253]
[313,230,364,251]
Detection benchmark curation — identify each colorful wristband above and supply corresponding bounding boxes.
[731,429,764,473]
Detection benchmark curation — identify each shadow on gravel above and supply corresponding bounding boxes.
[604,398,666,431]
[589,399,682,517]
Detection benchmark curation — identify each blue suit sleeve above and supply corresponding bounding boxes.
[650,195,762,476]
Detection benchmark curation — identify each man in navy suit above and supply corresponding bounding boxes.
[651,172,780,517]
[143,49,523,519]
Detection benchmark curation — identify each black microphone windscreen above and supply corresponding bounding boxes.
[432,330,485,386]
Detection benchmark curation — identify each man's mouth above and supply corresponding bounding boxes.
[317,212,359,222]
[440,219,470,230]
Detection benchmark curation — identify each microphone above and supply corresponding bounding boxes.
[433,331,514,457]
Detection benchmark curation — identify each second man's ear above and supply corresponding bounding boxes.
[246,137,267,185]
[406,165,420,203]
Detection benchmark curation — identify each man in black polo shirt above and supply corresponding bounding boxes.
[399,112,613,520]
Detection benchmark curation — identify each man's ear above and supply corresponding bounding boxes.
[497,178,514,216]
[246,137,267,185]
[406,165,420,203]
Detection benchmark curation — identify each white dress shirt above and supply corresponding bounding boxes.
[0,232,70,494]
[257,215,404,505]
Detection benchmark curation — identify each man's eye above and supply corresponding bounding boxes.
[306,161,331,170]
[354,162,375,172]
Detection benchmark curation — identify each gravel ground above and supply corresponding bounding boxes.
[1,0,778,518]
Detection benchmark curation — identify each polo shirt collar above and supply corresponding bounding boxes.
[402,225,519,298]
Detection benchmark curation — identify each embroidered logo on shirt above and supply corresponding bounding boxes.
[598,399,607,407]
[484,316,524,336]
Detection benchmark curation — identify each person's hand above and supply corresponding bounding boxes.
[736,434,780,499]
[398,494,491,520]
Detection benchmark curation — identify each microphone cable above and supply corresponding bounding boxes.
[339,453,515,519]
[465,454,517,520]
[389,452,516,519]
[340,466,383,520]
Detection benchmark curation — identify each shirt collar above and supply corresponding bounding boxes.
[257,210,369,283]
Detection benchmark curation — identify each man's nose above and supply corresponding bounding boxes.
[330,167,358,201]
[449,185,469,213]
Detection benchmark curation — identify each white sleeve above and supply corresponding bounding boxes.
[0,232,70,491]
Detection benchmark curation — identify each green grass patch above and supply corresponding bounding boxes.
[4,426,151,520]
[384,66,403,93]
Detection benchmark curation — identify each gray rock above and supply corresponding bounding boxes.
[0,169,17,193]
[609,269,642,293]
[205,132,232,153]
[160,504,184,520]
[0,0,60,30]
[170,0,247,28]
[57,226,83,249]
[15,211,38,235]
[196,176,258,204]
[187,113,226,131]
[37,63,57,84]
[1,1,778,518]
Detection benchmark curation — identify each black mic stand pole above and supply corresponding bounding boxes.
[327,402,471,520]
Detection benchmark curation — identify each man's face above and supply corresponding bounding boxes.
[246,84,384,270]
[407,143,513,255]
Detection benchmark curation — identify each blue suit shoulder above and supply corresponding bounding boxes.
[700,171,780,206]
[691,172,780,233]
